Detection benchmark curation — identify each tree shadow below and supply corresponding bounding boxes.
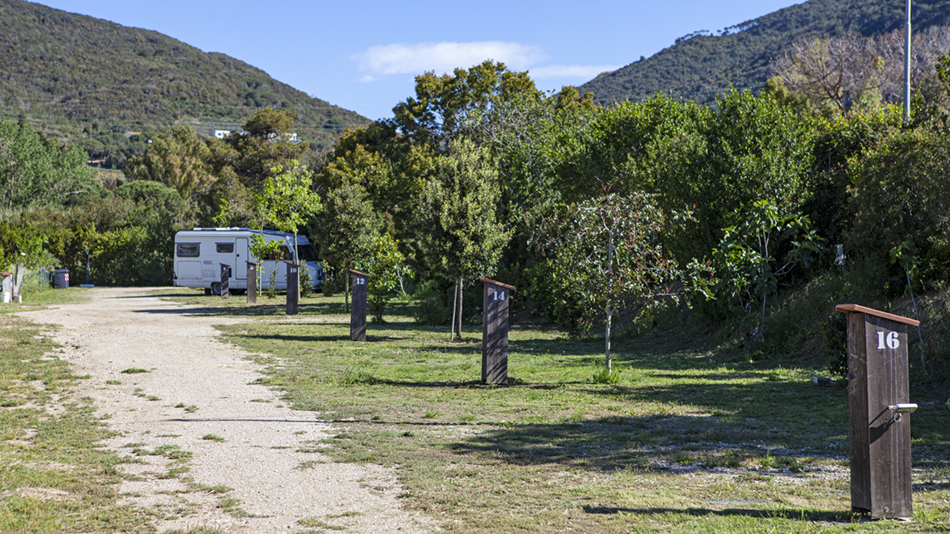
[582,506,856,523]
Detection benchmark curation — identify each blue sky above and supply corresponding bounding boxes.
[33,1,804,121]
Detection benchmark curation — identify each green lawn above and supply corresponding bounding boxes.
[169,289,950,533]
[0,289,157,533]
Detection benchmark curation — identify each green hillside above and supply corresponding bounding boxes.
[580,0,950,106]
[0,0,370,160]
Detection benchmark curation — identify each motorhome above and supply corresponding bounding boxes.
[173,228,324,295]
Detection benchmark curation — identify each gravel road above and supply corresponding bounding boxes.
[18,287,435,533]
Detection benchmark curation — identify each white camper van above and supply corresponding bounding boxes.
[173,228,324,295]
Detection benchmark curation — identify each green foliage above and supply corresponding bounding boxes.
[392,60,539,149]
[314,181,379,310]
[254,159,322,263]
[363,233,409,322]
[299,263,312,297]
[545,193,697,372]
[711,200,822,339]
[125,125,215,200]
[404,138,510,283]
[579,0,950,108]
[0,120,97,210]
[847,125,950,293]
[413,279,450,326]
[0,3,369,155]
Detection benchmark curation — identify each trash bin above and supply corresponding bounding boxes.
[52,269,70,289]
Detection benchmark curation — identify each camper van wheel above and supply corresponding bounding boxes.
[210,282,222,296]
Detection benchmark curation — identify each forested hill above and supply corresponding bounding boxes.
[580,0,950,107]
[0,0,370,152]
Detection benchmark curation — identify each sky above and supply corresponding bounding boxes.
[32,0,804,121]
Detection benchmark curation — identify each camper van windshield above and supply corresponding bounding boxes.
[297,245,317,261]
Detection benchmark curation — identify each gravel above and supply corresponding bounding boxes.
[19,287,436,533]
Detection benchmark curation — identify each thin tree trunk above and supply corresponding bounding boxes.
[344,263,350,314]
[450,278,459,341]
[606,302,612,374]
[759,294,767,340]
[456,281,464,340]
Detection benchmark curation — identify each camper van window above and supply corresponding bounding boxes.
[177,243,200,257]
[216,243,234,254]
[298,245,317,261]
[264,246,293,261]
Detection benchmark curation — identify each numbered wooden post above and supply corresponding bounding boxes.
[481,278,516,385]
[219,263,230,299]
[835,304,919,520]
[349,270,371,341]
[285,262,299,315]
[246,261,258,304]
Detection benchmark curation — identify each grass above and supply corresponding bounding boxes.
[0,294,154,532]
[159,288,950,533]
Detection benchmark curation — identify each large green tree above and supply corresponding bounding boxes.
[125,125,215,201]
[315,183,380,313]
[405,138,510,339]
[0,120,96,210]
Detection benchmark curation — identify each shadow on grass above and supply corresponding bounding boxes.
[582,506,855,522]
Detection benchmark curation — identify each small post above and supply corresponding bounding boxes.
[85,250,91,285]
[349,269,371,341]
[835,304,918,519]
[481,278,516,385]
[219,263,230,298]
[285,261,299,315]
[246,261,258,304]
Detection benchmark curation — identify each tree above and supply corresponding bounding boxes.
[207,107,308,189]
[711,200,821,340]
[405,138,510,339]
[125,125,215,201]
[0,120,96,209]
[315,183,380,313]
[770,28,950,118]
[254,160,323,296]
[392,60,540,150]
[547,193,694,375]
[363,232,409,322]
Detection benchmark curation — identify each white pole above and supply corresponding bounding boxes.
[904,0,912,124]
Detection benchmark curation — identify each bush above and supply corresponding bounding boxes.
[413,279,448,325]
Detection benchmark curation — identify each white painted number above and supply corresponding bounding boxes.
[356,277,366,285]
[290,268,297,274]
[877,331,900,350]
[493,290,506,301]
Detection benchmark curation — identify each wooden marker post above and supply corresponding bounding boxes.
[285,262,299,315]
[246,262,258,304]
[835,304,919,520]
[349,269,371,341]
[481,278,516,385]
[219,263,230,298]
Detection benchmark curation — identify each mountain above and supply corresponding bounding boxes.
[0,0,370,159]
[579,0,950,107]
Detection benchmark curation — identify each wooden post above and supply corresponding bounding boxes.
[219,263,230,298]
[481,278,516,385]
[246,262,258,304]
[349,269,371,341]
[285,262,299,315]
[835,304,918,520]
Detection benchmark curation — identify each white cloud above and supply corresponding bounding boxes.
[528,65,622,80]
[355,41,547,79]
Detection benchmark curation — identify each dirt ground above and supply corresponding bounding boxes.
[18,287,435,534]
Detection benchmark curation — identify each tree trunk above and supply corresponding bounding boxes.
[758,294,767,340]
[605,302,612,374]
[344,263,350,314]
[456,280,464,340]
[450,278,459,341]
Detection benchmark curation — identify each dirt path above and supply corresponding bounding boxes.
[18,287,435,533]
